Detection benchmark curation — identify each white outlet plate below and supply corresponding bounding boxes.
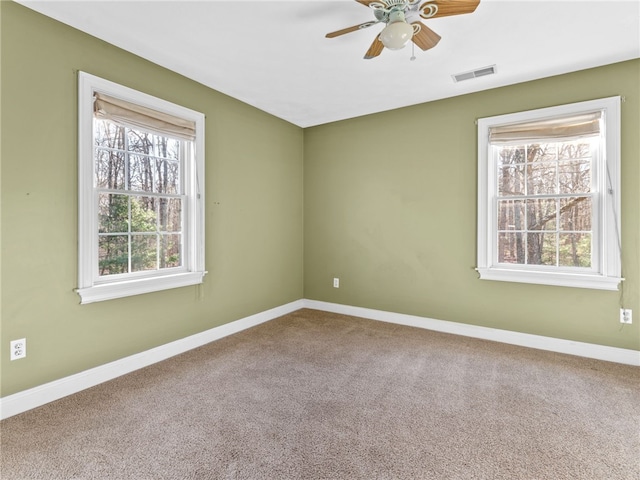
[620,309,632,324]
[10,338,27,360]
[333,278,340,288]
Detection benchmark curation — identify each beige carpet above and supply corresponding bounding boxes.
[1,308,639,479]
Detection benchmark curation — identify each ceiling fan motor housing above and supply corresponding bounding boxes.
[370,0,421,11]
[370,0,436,28]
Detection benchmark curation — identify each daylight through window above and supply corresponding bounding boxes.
[95,121,184,276]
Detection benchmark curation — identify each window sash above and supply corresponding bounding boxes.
[490,139,600,273]
[93,119,188,280]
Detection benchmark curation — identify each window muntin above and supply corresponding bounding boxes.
[77,72,205,304]
[477,97,621,290]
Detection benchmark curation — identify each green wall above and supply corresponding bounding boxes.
[0,2,304,397]
[304,59,640,351]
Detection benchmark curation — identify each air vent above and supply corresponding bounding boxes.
[452,65,496,83]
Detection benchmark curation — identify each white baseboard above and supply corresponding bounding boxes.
[0,300,304,420]
[302,300,640,367]
[3,298,637,420]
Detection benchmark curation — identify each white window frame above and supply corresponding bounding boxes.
[477,97,621,290]
[77,72,206,304]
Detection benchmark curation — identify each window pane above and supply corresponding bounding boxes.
[559,233,591,267]
[159,198,182,232]
[96,149,125,190]
[131,196,157,233]
[526,144,547,163]
[127,129,153,155]
[498,165,525,196]
[498,232,525,264]
[528,162,557,195]
[558,142,591,160]
[129,156,180,194]
[527,232,556,266]
[131,234,157,272]
[497,200,524,230]
[129,155,154,192]
[558,160,591,194]
[526,199,556,231]
[94,120,125,150]
[155,159,180,194]
[98,194,128,233]
[166,138,180,160]
[160,234,181,268]
[99,235,128,275]
[560,197,591,231]
[153,135,180,160]
[497,146,526,165]
[537,144,557,161]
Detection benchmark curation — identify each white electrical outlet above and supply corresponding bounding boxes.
[333,277,340,288]
[620,309,632,324]
[10,338,27,360]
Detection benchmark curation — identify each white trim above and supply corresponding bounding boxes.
[0,300,304,420]
[76,271,207,304]
[2,299,637,420]
[302,300,640,367]
[475,267,622,291]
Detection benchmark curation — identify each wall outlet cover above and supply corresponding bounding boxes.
[10,338,27,360]
[620,308,632,324]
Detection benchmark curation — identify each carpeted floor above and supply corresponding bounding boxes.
[1,308,639,479]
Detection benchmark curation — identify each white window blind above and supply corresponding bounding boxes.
[94,92,196,141]
[488,111,602,144]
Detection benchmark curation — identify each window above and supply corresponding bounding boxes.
[477,97,621,290]
[77,72,206,304]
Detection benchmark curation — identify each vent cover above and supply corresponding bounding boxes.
[452,65,496,83]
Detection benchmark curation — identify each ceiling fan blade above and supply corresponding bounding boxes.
[356,0,379,6]
[364,35,384,60]
[422,0,481,18]
[326,21,378,38]
[411,22,441,51]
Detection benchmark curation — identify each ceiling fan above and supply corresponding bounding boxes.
[326,0,481,59]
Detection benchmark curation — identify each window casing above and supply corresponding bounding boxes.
[77,72,206,303]
[477,97,621,290]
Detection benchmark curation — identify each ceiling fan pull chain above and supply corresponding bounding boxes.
[410,41,416,61]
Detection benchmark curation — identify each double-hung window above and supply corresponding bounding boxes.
[77,72,206,304]
[477,97,621,290]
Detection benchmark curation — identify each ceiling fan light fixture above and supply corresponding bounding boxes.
[379,21,414,50]
[379,9,414,50]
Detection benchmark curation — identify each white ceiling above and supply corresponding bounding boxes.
[17,0,640,127]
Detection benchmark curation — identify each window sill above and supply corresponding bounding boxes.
[476,267,622,291]
[76,271,207,304]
